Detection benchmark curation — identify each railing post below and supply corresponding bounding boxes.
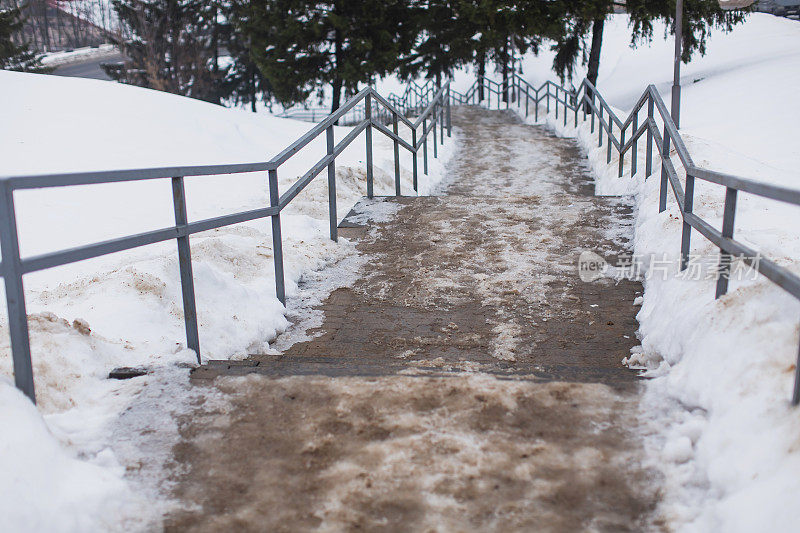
[412,127,419,192]
[631,112,639,177]
[423,117,429,175]
[793,341,800,406]
[525,86,529,117]
[659,133,671,212]
[511,76,515,104]
[583,87,588,120]
[546,85,550,114]
[446,86,452,138]
[715,187,738,298]
[326,125,338,241]
[268,169,286,305]
[171,176,201,363]
[534,90,539,121]
[433,107,438,159]
[646,97,654,177]
[365,93,374,199]
[680,173,695,271]
[618,127,626,177]
[574,93,578,128]
[392,111,401,196]
[598,106,603,147]
[555,88,559,120]
[0,182,35,403]
[440,100,445,145]
[607,121,613,163]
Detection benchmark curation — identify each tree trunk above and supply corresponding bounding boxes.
[587,17,605,87]
[331,27,342,114]
[42,0,50,51]
[211,4,220,104]
[250,69,257,113]
[501,43,509,103]
[477,52,485,102]
[331,77,343,114]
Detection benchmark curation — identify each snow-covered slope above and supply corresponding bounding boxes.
[509,13,800,533]
[0,70,456,531]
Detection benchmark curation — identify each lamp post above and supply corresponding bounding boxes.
[671,0,754,128]
[671,0,684,127]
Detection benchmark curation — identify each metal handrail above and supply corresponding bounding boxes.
[1,82,453,404]
[457,71,800,405]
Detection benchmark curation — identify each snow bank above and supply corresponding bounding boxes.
[509,13,800,533]
[0,70,456,530]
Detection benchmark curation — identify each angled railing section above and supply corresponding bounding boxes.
[387,79,438,117]
[454,72,800,405]
[1,83,452,404]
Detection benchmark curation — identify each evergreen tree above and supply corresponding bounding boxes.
[548,0,609,86]
[104,0,224,103]
[550,0,748,87]
[0,6,50,72]
[400,1,551,104]
[239,0,416,113]
[398,0,475,86]
[485,1,548,102]
[219,1,275,112]
[627,0,748,62]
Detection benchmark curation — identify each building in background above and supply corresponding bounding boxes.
[1,0,118,52]
[754,0,800,18]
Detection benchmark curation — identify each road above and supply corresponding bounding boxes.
[51,52,125,81]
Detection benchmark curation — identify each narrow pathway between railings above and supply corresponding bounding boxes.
[165,107,660,531]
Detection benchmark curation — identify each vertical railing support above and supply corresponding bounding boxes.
[440,100,445,145]
[599,106,604,147]
[0,182,35,403]
[618,127,626,177]
[423,117,429,175]
[525,87,529,117]
[631,112,639,177]
[392,112,401,196]
[606,121,613,163]
[546,85,550,114]
[582,87,588,120]
[574,93,578,128]
[590,91,595,133]
[646,98,654,178]
[659,133,671,212]
[680,173,695,271]
[446,86,452,138]
[715,187,738,298]
[326,125,338,241]
[433,107,438,159]
[555,88,559,120]
[268,169,285,305]
[412,128,418,193]
[171,176,201,363]
[792,341,800,406]
[365,93,374,199]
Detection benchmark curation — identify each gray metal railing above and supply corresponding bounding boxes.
[454,72,800,405]
[279,80,440,127]
[2,82,452,404]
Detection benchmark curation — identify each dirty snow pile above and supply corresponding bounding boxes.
[40,44,119,67]
[511,13,800,533]
[0,71,456,531]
